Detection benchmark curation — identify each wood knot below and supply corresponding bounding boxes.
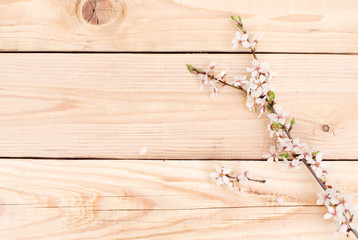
[81,0,116,25]
[322,124,330,132]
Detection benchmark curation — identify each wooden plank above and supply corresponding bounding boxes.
[0,0,357,52]
[0,159,357,239]
[1,53,358,159]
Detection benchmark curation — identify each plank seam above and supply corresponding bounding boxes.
[1,157,357,161]
[0,51,358,55]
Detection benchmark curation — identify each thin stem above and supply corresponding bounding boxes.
[192,68,246,92]
[351,228,358,238]
[271,93,357,237]
[232,18,258,60]
[226,174,266,184]
[270,104,327,190]
[247,177,266,183]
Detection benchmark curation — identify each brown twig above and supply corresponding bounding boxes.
[226,174,266,184]
[190,67,246,92]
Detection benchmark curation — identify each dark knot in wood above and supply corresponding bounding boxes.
[81,0,116,25]
[322,124,330,132]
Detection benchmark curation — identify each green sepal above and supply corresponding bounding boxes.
[272,121,281,131]
[311,151,319,158]
[279,153,290,159]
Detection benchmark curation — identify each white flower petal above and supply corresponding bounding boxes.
[235,31,241,39]
[139,147,147,155]
[316,198,324,205]
[241,33,249,41]
[316,152,323,162]
[242,41,251,48]
[222,167,231,175]
[222,176,230,185]
[252,59,259,67]
[330,198,340,205]
[210,172,219,179]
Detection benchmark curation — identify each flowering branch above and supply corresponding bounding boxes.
[186,16,357,239]
[210,165,265,192]
[186,64,245,91]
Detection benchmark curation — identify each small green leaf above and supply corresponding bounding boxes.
[231,16,237,22]
[290,117,295,126]
[237,15,242,23]
[268,91,275,102]
[186,64,194,73]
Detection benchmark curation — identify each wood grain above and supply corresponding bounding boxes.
[0,0,357,52]
[1,53,358,159]
[0,159,356,239]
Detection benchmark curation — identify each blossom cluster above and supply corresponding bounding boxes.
[210,165,264,192]
[317,183,357,237]
[243,59,274,117]
[264,105,331,172]
[186,15,356,238]
[190,58,275,117]
[197,61,226,100]
[232,31,262,50]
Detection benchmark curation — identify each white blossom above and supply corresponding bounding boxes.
[238,171,251,185]
[284,157,301,169]
[246,94,255,111]
[250,34,263,49]
[268,105,290,125]
[217,69,228,81]
[310,152,330,179]
[232,32,250,49]
[231,75,248,87]
[263,146,279,163]
[246,59,272,81]
[298,151,314,163]
[316,186,355,237]
[255,97,266,118]
[210,165,231,186]
[207,61,217,69]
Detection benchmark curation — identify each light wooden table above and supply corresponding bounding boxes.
[1,0,358,239]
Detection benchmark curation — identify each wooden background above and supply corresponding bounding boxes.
[1,0,358,239]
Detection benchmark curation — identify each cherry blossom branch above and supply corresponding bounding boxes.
[186,64,245,91]
[186,15,357,239]
[210,166,266,191]
[231,16,258,60]
[234,15,358,237]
